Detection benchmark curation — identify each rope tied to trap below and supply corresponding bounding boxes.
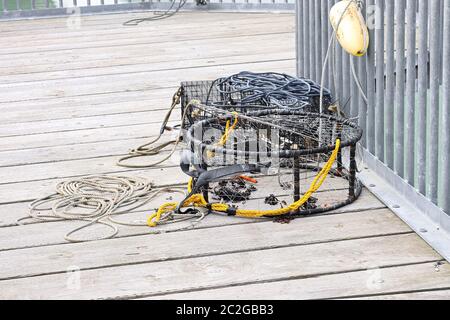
[148,135,341,226]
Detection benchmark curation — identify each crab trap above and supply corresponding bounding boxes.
[150,103,364,223]
[180,72,334,130]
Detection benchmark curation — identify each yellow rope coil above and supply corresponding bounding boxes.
[148,130,341,225]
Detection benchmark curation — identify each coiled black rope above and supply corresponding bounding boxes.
[213,71,332,109]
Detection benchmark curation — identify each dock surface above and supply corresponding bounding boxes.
[0,11,448,300]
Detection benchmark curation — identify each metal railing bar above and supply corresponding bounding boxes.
[309,0,316,81]
[428,0,441,204]
[405,0,417,185]
[375,0,385,161]
[296,0,303,76]
[442,0,450,215]
[365,0,376,153]
[394,0,406,178]
[384,0,395,169]
[302,0,310,78]
[326,0,335,95]
[417,0,428,195]
[314,0,322,84]
[358,52,367,147]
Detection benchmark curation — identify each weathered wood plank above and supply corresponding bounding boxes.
[0,62,295,103]
[0,109,180,138]
[0,234,438,299]
[0,122,171,151]
[0,13,291,35]
[0,16,293,43]
[0,177,370,250]
[0,137,152,167]
[0,33,293,69]
[150,261,449,300]
[0,21,294,56]
[0,89,175,122]
[0,209,410,281]
[0,98,171,125]
[0,52,294,85]
[351,289,450,300]
[0,181,384,228]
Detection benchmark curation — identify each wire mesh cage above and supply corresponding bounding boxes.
[180,72,334,130]
[177,104,363,219]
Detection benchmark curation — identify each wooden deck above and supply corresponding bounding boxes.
[0,11,449,300]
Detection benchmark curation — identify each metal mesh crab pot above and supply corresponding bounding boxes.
[180,72,334,130]
[178,106,363,219]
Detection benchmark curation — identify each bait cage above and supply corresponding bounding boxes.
[180,72,334,130]
[179,105,364,219]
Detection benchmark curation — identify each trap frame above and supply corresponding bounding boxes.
[149,103,363,224]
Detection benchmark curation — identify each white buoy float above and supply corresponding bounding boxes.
[329,0,369,57]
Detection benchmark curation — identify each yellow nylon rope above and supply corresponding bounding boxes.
[148,139,341,226]
[207,112,239,159]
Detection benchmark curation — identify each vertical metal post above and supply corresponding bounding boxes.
[394,0,406,178]
[417,0,428,195]
[375,0,385,161]
[365,0,376,153]
[303,0,310,78]
[296,0,303,76]
[405,0,417,185]
[442,0,450,214]
[315,0,322,84]
[327,0,336,96]
[321,0,328,88]
[309,0,316,82]
[358,54,367,147]
[384,0,395,169]
[428,0,441,204]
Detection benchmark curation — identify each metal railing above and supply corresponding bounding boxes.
[0,0,295,19]
[296,0,449,216]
